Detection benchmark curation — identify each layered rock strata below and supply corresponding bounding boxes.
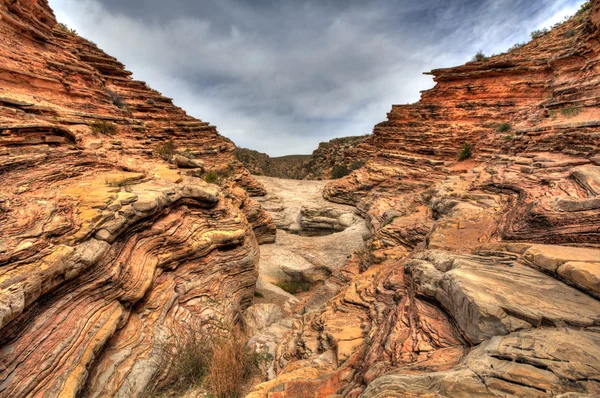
[248,3,600,397]
[0,1,274,396]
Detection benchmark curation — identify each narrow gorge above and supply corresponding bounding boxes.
[1,0,600,397]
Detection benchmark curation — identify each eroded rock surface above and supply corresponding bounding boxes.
[0,1,275,396]
[247,3,600,397]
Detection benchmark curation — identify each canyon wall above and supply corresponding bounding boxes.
[0,0,275,396]
[248,2,600,397]
[236,135,369,180]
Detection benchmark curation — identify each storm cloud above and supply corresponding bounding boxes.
[50,0,586,155]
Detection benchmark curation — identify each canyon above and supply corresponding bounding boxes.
[1,0,600,397]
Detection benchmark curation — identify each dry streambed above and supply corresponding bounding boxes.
[243,176,368,378]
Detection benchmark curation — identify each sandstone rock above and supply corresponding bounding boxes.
[243,303,284,336]
[410,250,600,343]
[172,153,205,169]
[363,328,600,397]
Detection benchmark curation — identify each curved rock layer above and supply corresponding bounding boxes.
[0,1,275,396]
[248,3,600,397]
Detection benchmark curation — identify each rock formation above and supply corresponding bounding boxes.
[236,135,368,180]
[247,2,600,397]
[2,0,600,397]
[0,0,275,396]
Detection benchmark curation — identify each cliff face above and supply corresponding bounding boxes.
[0,1,275,396]
[236,135,369,180]
[248,3,600,397]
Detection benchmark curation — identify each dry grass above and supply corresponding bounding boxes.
[205,331,252,398]
[156,324,255,398]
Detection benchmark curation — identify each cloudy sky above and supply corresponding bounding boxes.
[49,0,586,156]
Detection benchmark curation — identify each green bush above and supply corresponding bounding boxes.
[507,42,526,52]
[458,142,472,161]
[331,165,351,179]
[107,89,126,109]
[350,161,365,171]
[561,105,582,117]
[204,171,218,184]
[564,29,577,38]
[531,28,549,40]
[56,22,77,35]
[155,139,176,161]
[472,51,489,62]
[576,1,592,15]
[275,281,311,295]
[497,123,512,133]
[90,120,118,135]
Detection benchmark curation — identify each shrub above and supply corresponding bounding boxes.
[350,161,365,171]
[531,28,549,40]
[564,29,577,38]
[205,331,254,398]
[472,51,489,62]
[204,171,218,184]
[107,89,126,109]
[253,291,264,298]
[507,42,526,52]
[275,281,311,295]
[497,122,512,132]
[56,22,77,35]
[159,327,212,392]
[561,105,582,117]
[503,134,515,141]
[146,98,156,105]
[90,120,118,135]
[458,142,472,161]
[331,165,351,179]
[155,139,176,161]
[157,325,254,397]
[576,1,592,16]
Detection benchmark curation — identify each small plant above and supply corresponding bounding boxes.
[253,291,264,298]
[531,28,549,40]
[331,164,351,179]
[564,29,577,38]
[497,122,512,132]
[157,325,255,397]
[146,98,156,105]
[458,142,472,161]
[205,331,255,398]
[204,171,218,184]
[472,51,489,62]
[56,22,77,35]
[507,42,526,52]
[350,161,365,171]
[107,89,126,109]
[90,120,118,135]
[155,139,176,161]
[275,281,312,295]
[576,1,592,16]
[503,134,515,141]
[561,105,582,117]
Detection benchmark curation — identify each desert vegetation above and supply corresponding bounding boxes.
[458,142,472,161]
[90,120,118,136]
[156,325,257,397]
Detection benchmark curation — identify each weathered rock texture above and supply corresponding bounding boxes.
[236,135,369,180]
[0,1,275,396]
[248,3,600,397]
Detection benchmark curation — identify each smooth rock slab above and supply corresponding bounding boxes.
[410,251,600,343]
[363,328,600,397]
